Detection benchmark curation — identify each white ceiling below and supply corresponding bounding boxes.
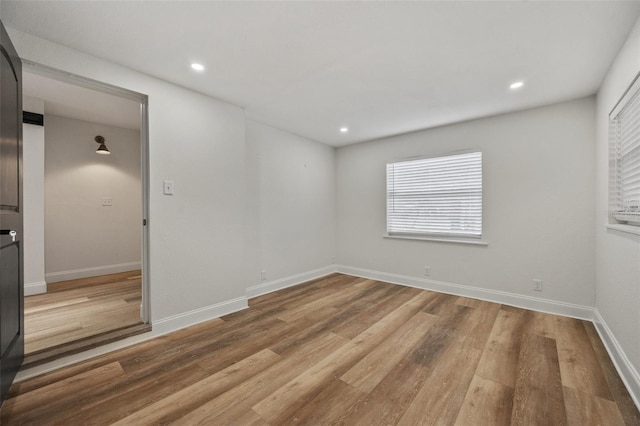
[23,72,141,131]
[4,1,640,146]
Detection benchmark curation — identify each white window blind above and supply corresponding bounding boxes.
[610,72,640,226]
[386,151,482,238]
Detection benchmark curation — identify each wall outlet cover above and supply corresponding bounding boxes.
[533,279,543,292]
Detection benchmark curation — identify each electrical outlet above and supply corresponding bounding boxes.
[101,197,113,206]
[424,266,431,277]
[533,279,543,292]
[261,270,267,281]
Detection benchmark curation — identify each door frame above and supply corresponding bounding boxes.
[23,60,151,324]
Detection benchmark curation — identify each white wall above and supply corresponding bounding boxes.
[44,115,141,282]
[595,15,640,400]
[9,20,640,407]
[245,120,335,293]
[23,96,46,295]
[336,97,596,308]
[8,29,248,323]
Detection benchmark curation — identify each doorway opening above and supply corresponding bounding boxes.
[21,61,150,368]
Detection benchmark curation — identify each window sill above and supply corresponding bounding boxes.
[606,224,640,236]
[383,233,489,246]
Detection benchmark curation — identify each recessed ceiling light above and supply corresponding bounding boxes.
[191,63,205,71]
[340,127,349,133]
[510,81,524,90]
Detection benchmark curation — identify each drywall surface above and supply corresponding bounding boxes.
[8,29,247,322]
[595,15,640,381]
[44,115,141,282]
[246,120,335,285]
[23,96,46,295]
[336,97,596,307]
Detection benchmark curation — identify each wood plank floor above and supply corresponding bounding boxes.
[2,273,638,425]
[23,271,148,366]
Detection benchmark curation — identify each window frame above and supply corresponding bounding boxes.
[609,70,640,228]
[385,149,483,243]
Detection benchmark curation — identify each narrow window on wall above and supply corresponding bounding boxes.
[610,71,640,226]
[386,150,482,239]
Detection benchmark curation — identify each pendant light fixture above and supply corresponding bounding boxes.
[95,135,110,155]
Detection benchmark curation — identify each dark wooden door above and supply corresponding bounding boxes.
[0,19,24,405]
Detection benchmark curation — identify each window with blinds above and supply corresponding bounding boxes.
[610,71,640,226]
[386,151,482,238]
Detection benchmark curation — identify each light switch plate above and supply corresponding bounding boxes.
[163,180,174,195]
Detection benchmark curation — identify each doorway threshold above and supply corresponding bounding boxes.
[22,322,151,369]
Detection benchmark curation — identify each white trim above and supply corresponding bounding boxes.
[246,265,336,299]
[23,59,147,103]
[335,264,594,320]
[606,224,640,236]
[152,297,248,335]
[386,150,483,239]
[593,309,640,411]
[16,296,248,382]
[24,59,152,324]
[610,69,640,118]
[24,281,47,296]
[17,268,638,412]
[140,98,151,324]
[17,265,605,388]
[45,262,141,283]
[383,233,489,246]
[385,147,483,167]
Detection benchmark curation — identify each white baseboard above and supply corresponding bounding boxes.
[19,264,618,398]
[20,267,332,379]
[16,295,249,382]
[335,265,594,321]
[246,265,336,299]
[45,262,141,283]
[593,309,640,410]
[24,280,47,296]
[152,296,248,335]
